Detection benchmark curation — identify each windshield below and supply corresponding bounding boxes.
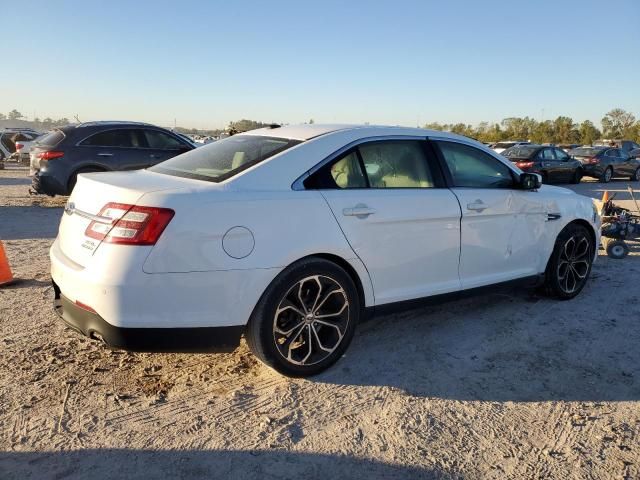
[150,135,300,182]
[502,145,539,158]
[569,147,604,156]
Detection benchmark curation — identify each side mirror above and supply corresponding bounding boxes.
[520,172,542,190]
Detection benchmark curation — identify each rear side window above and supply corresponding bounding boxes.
[436,141,514,188]
[150,135,300,183]
[330,152,367,188]
[358,141,435,188]
[80,129,141,148]
[143,130,185,149]
[35,130,65,147]
[305,140,439,190]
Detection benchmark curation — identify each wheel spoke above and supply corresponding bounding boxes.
[573,237,590,259]
[273,274,351,367]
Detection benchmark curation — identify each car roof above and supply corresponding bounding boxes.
[239,123,474,142]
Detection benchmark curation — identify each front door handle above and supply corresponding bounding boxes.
[97,153,113,157]
[343,203,376,218]
[467,200,487,212]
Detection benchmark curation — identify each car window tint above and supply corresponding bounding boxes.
[144,130,185,149]
[81,129,139,148]
[329,152,367,188]
[538,148,555,160]
[606,149,619,158]
[555,148,569,161]
[357,141,435,188]
[437,141,514,188]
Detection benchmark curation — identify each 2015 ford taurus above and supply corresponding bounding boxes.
[51,125,600,376]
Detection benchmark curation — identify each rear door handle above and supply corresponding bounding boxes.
[97,153,113,157]
[343,204,376,218]
[467,200,487,212]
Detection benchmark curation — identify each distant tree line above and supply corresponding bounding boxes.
[424,108,639,144]
[2,108,638,144]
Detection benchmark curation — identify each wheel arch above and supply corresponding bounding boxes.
[543,218,598,272]
[67,164,109,192]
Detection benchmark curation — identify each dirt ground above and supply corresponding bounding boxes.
[1,166,639,479]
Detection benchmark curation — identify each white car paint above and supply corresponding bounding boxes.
[51,125,600,334]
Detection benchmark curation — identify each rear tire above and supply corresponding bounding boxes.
[246,257,360,377]
[543,223,594,300]
[631,168,640,182]
[601,167,613,183]
[603,238,629,259]
[67,168,104,194]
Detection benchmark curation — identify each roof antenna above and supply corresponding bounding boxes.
[74,114,81,124]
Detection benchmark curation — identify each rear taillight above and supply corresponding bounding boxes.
[515,161,534,169]
[584,156,599,165]
[15,143,24,151]
[84,202,174,246]
[38,151,64,160]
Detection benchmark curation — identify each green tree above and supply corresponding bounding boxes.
[0,112,6,120]
[601,108,636,139]
[578,120,600,145]
[8,109,23,120]
[228,119,269,133]
[424,122,446,131]
[552,116,579,144]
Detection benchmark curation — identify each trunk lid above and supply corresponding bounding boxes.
[57,170,202,267]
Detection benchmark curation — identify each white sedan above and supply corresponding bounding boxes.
[51,124,600,376]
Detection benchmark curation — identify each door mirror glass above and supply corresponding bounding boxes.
[520,172,542,190]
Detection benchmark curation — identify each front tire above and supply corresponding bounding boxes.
[631,168,640,182]
[571,169,583,184]
[543,223,594,299]
[246,258,360,377]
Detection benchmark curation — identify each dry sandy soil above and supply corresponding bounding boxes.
[0,166,639,479]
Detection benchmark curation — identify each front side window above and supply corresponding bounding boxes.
[80,129,140,148]
[144,130,185,150]
[437,141,514,188]
[150,135,299,183]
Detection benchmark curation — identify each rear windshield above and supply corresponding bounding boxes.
[150,135,300,182]
[569,147,604,156]
[502,145,538,158]
[35,130,65,147]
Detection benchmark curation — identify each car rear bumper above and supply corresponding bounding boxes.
[31,171,67,196]
[53,281,244,353]
[581,165,605,177]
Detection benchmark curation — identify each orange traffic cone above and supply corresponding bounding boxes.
[0,241,14,287]
[601,190,610,204]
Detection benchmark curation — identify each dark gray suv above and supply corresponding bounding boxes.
[30,121,194,195]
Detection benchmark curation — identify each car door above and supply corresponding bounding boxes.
[140,129,192,167]
[312,139,462,305]
[536,148,559,182]
[617,149,633,175]
[553,148,576,182]
[432,140,547,289]
[603,148,618,175]
[78,128,149,170]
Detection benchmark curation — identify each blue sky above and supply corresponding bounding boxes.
[1,0,638,130]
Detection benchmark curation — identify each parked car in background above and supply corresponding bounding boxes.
[501,144,583,184]
[30,121,195,196]
[595,139,640,157]
[0,128,42,161]
[14,131,47,162]
[175,132,202,148]
[557,143,581,153]
[492,140,530,154]
[50,124,600,376]
[568,146,640,182]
